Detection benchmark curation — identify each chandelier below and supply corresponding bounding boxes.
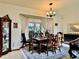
[46,3,56,18]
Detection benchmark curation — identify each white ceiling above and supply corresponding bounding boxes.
[0,0,79,17]
[0,0,71,11]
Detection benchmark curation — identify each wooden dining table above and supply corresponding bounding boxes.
[26,37,55,54]
[33,37,48,53]
[26,37,47,52]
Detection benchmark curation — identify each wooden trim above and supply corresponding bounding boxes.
[9,20,11,52]
[11,47,22,51]
[0,20,3,57]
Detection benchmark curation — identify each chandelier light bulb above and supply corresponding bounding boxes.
[49,11,52,14]
[46,12,49,16]
[53,11,56,14]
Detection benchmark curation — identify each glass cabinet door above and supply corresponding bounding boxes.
[2,22,9,52]
[0,15,11,56]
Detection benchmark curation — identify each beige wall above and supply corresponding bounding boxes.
[58,0,79,34]
[0,2,45,49]
[20,15,54,39]
[62,12,79,34]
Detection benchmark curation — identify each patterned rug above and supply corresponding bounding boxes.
[20,44,69,59]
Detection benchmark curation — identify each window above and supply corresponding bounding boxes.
[28,23,34,31]
[28,22,41,38]
[35,23,41,33]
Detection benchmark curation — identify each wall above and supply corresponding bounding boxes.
[20,15,54,39]
[62,19,79,34]
[0,2,56,50]
[53,15,63,34]
[57,0,79,34]
[61,11,79,34]
[20,15,42,40]
[0,2,44,49]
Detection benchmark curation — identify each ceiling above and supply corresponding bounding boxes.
[0,0,72,11]
[0,0,79,17]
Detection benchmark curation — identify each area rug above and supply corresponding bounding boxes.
[20,44,69,59]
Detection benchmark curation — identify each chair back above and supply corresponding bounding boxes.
[21,33,26,43]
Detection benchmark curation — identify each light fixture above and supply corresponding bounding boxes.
[46,3,56,18]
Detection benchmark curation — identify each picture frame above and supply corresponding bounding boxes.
[68,24,79,32]
[13,23,18,28]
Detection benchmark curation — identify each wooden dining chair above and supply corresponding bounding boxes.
[21,33,28,48]
[54,34,62,53]
[40,34,56,55]
[29,38,41,53]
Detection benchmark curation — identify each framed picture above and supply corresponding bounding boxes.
[68,24,79,32]
[13,23,18,28]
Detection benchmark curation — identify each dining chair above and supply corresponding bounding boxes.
[40,34,56,55]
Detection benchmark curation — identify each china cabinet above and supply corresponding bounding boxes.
[0,15,11,56]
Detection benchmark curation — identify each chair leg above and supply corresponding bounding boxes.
[58,46,61,52]
[52,46,56,54]
[46,46,48,56]
[53,46,57,54]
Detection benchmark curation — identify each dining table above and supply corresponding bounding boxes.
[33,37,48,53]
[26,37,55,54]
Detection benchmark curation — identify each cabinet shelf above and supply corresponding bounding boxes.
[0,15,11,56]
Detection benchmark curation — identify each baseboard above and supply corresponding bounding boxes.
[11,47,23,51]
